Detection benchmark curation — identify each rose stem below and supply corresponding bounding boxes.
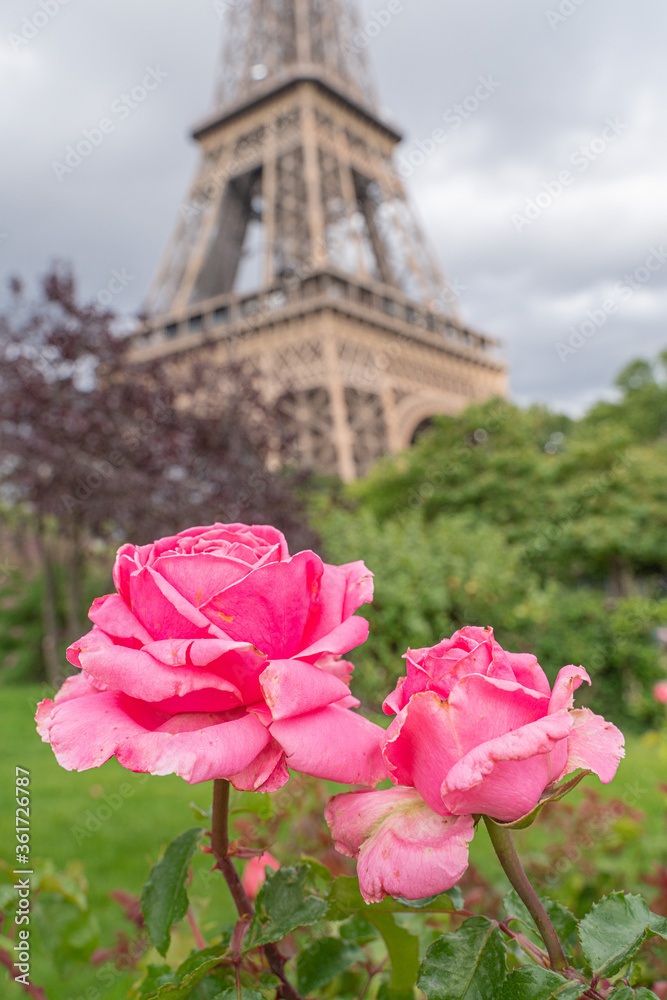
[483,816,568,973]
[211,778,304,1000]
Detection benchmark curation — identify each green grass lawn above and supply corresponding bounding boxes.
[1,685,666,999]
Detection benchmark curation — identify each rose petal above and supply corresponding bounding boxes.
[557,707,625,784]
[297,616,370,661]
[325,787,474,903]
[315,655,354,683]
[383,676,408,716]
[300,561,374,648]
[36,673,97,740]
[36,687,159,770]
[152,553,258,608]
[260,659,353,720]
[89,594,153,646]
[549,665,591,714]
[383,692,465,815]
[202,550,323,657]
[115,709,273,784]
[130,565,214,639]
[79,645,244,704]
[66,627,115,669]
[384,678,550,815]
[39,684,274,784]
[505,653,552,697]
[228,738,289,793]
[172,523,289,561]
[113,542,154,604]
[270,705,387,785]
[400,638,500,703]
[441,710,573,821]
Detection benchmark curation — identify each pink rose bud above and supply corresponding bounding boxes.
[36,523,387,790]
[653,983,667,1000]
[327,626,625,903]
[242,852,280,900]
[654,681,667,705]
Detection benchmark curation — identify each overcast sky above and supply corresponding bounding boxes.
[2,0,665,414]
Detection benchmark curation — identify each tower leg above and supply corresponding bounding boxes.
[322,332,356,482]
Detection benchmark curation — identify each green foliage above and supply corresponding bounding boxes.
[503,890,577,951]
[609,988,662,999]
[141,827,203,957]
[139,948,233,1000]
[326,874,461,917]
[0,858,100,976]
[216,991,265,1000]
[315,353,667,729]
[499,967,582,999]
[0,541,112,685]
[247,864,329,947]
[296,937,365,994]
[0,573,45,684]
[417,916,507,1000]
[578,892,667,978]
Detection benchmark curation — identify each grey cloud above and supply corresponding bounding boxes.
[3,0,666,413]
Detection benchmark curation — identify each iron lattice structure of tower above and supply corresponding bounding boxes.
[133,0,507,480]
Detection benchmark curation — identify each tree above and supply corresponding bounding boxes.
[0,264,314,683]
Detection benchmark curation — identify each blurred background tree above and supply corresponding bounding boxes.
[313,354,667,731]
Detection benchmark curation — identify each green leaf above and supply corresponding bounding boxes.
[247,864,329,948]
[396,886,464,910]
[503,890,577,945]
[297,936,366,994]
[299,855,333,888]
[500,967,583,999]
[327,875,461,918]
[578,892,667,977]
[141,947,231,1000]
[368,912,420,1000]
[40,869,89,910]
[141,827,203,957]
[138,965,174,997]
[340,913,377,945]
[610,990,662,1000]
[417,916,507,1000]
[189,801,211,822]
[214,990,264,1000]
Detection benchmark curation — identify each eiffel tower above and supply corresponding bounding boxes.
[133,0,507,481]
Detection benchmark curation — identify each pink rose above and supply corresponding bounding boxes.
[37,523,387,791]
[241,852,280,900]
[654,681,667,705]
[326,626,624,902]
